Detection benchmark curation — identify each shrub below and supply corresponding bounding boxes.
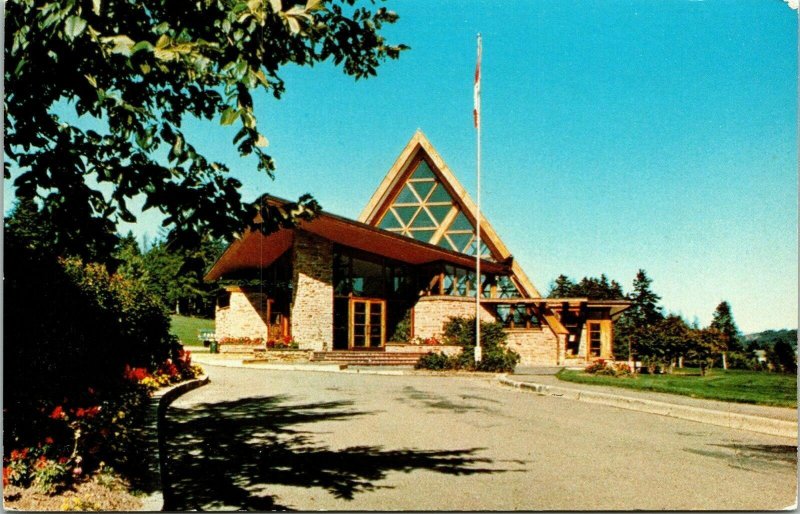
[414,352,452,370]
[415,317,519,373]
[475,347,520,373]
[585,360,634,377]
[585,359,609,374]
[725,351,756,370]
[31,457,69,494]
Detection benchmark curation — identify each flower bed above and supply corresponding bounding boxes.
[218,335,299,350]
[3,349,204,502]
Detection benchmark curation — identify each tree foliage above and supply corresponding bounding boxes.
[5,0,407,250]
[709,301,743,352]
[133,235,226,317]
[547,273,625,300]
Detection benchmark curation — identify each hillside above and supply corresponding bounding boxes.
[743,329,797,348]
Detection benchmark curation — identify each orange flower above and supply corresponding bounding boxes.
[49,405,65,420]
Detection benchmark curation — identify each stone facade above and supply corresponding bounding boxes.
[215,288,269,340]
[290,231,334,351]
[413,296,496,340]
[505,328,560,366]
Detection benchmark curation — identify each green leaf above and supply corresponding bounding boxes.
[220,108,239,126]
[131,41,154,54]
[101,35,136,56]
[305,0,324,12]
[64,16,87,40]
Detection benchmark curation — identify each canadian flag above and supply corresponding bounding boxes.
[473,35,481,129]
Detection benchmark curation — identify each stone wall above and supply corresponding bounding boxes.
[249,350,315,363]
[290,231,333,351]
[413,296,496,340]
[385,343,462,356]
[505,328,560,366]
[215,288,269,340]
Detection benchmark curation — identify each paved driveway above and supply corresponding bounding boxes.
[162,365,797,510]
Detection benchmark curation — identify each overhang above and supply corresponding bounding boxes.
[205,203,511,282]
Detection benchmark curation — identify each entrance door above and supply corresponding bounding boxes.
[349,299,385,349]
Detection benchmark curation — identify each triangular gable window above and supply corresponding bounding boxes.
[374,157,497,263]
[410,160,436,180]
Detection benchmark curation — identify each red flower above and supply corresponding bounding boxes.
[49,405,65,420]
[58,457,69,464]
[85,406,101,418]
[75,408,86,418]
[124,365,150,382]
[34,456,47,470]
[3,466,9,486]
[44,437,54,445]
[10,448,29,461]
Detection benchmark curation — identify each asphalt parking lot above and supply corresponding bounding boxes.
[162,365,797,510]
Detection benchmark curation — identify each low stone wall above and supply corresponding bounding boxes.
[505,328,560,366]
[385,343,462,356]
[218,344,262,354]
[414,296,496,340]
[250,349,314,363]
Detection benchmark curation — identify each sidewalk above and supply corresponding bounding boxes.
[511,367,797,422]
[503,370,797,439]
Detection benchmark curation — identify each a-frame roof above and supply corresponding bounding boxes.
[359,130,541,298]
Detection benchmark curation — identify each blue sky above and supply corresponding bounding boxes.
[5,0,797,332]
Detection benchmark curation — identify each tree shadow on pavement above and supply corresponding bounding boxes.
[162,394,515,510]
[684,442,798,472]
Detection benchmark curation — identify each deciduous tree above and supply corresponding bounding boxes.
[5,0,407,252]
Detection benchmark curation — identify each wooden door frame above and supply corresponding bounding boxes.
[348,298,386,349]
[586,321,602,359]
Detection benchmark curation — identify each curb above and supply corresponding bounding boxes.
[498,375,798,440]
[138,375,210,511]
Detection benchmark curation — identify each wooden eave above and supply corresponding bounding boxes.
[204,198,510,282]
[357,130,541,298]
[586,300,632,318]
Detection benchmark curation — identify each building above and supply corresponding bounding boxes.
[205,131,629,365]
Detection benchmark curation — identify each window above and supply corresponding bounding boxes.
[374,159,497,262]
[497,304,541,329]
[588,322,602,357]
[217,290,231,309]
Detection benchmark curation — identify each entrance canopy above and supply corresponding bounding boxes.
[204,198,511,282]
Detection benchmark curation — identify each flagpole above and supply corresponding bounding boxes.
[474,33,482,364]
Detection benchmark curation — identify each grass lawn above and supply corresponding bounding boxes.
[170,315,214,346]
[556,368,797,408]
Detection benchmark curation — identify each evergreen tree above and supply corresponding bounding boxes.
[548,274,625,300]
[709,301,743,368]
[548,274,576,298]
[627,269,664,326]
[614,270,663,360]
[140,236,225,317]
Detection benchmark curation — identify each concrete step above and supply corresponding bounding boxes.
[311,351,427,366]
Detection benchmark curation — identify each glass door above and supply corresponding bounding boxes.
[349,299,385,349]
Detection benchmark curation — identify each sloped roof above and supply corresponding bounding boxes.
[204,196,510,282]
[358,130,541,297]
